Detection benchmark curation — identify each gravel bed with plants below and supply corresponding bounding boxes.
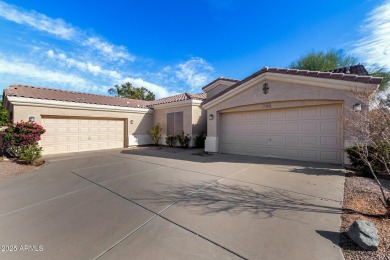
[340,172,390,260]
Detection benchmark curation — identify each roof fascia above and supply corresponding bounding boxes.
[7,96,153,114]
[152,99,202,110]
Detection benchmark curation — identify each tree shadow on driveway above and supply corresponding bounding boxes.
[289,167,344,176]
[139,181,342,219]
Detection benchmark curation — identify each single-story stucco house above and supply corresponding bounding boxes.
[2,65,382,164]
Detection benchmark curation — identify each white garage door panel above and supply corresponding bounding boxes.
[221,105,342,164]
[41,118,124,155]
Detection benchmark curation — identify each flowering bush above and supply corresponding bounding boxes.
[0,121,46,158]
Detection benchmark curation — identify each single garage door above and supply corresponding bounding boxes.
[221,104,342,164]
[41,117,125,155]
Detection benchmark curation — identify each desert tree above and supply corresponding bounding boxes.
[290,48,358,72]
[345,89,390,214]
[289,49,389,91]
[108,82,155,101]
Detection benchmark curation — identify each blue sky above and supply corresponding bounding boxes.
[0,0,389,98]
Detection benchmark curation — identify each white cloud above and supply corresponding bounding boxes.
[46,49,55,58]
[162,66,172,72]
[353,1,390,70]
[122,77,172,98]
[0,1,76,39]
[0,0,133,62]
[0,56,89,88]
[83,37,135,62]
[46,49,122,79]
[175,57,215,89]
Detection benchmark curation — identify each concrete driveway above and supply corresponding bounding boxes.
[0,147,345,260]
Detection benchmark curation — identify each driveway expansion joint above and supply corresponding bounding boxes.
[0,184,96,218]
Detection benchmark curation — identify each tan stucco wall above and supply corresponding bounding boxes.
[10,100,206,148]
[152,104,207,146]
[206,80,362,137]
[205,82,236,99]
[153,105,193,136]
[204,78,375,164]
[192,106,207,135]
[207,84,228,99]
[13,104,153,145]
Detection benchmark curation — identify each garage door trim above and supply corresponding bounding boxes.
[219,100,344,114]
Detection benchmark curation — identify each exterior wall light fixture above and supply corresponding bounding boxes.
[263,83,269,94]
[130,120,134,124]
[209,114,214,120]
[353,103,362,111]
[29,116,35,122]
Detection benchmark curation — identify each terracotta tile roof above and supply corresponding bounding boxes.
[3,84,207,108]
[201,77,240,90]
[325,64,369,75]
[203,66,383,106]
[4,84,151,108]
[188,93,207,100]
[263,66,382,84]
[150,92,207,106]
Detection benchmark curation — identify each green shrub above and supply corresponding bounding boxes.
[194,131,206,148]
[0,104,8,126]
[165,135,176,147]
[346,143,390,176]
[20,145,43,164]
[148,123,162,145]
[176,131,191,148]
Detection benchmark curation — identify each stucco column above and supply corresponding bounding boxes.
[205,110,219,152]
[205,136,218,152]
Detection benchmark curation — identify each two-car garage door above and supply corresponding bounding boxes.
[41,117,124,155]
[221,104,342,164]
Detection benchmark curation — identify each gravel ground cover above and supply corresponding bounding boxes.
[340,172,390,260]
[0,159,39,180]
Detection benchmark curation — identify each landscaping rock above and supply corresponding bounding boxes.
[347,220,379,251]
